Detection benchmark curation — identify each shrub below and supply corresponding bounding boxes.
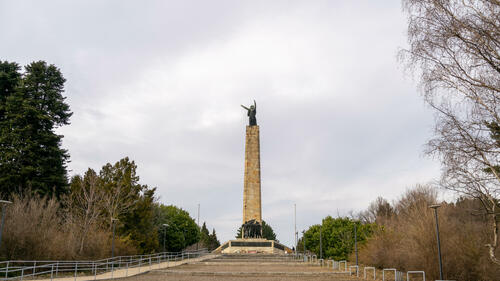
[0,192,136,260]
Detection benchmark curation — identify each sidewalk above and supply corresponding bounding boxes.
[34,254,219,281]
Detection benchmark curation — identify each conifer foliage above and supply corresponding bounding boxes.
[200,222,220,251]
[0,60,72,198]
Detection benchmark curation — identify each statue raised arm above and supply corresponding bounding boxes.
[241,100,257,126]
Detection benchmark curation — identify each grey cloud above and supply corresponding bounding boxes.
[1,0,440,247]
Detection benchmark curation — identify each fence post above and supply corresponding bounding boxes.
[5,260,8,279]
[74,263,78,281]
[20,267,24,281]
[126,262,129,277]
[51,264,54,281]
[94,263,97,281]
[56,261,59,277]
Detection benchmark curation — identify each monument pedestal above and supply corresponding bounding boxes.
[213,238,291,254]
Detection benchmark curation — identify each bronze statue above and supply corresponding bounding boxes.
[242,219,262,239]
[241,100,257,126]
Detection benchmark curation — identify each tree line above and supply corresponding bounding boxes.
[0,61,220,260]
[297,185,499,280]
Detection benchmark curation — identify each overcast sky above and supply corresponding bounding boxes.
[0,0,442,247]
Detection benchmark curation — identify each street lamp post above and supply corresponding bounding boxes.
[295,231,298,255]
[183,228,187,250]
[319,225,323,259]
[430,204,443,280]
[197,204,200,251]
[302,230,306,255]
[0,200,12,251]
[111,218,118,258]
[163,224,169,252]
[294,204,297,256]
[354,223,358,266]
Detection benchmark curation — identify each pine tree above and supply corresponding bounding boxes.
[209,228,220,250]
[200,222,210,246]
[0,61,72,198]
[262,221,277,241]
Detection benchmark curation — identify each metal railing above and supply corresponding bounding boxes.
[364,266,376,279]
[383,268,405,281]
[0,248,208,280]
[349,265,359,277]
[338,260,347,272]
[407,270,425,281]
[230,253,427,281]
[324,259,426,281]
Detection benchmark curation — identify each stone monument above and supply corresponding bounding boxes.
[241,100,262,238]
[213,100,291,254]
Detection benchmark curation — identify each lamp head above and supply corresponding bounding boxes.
[429,204,441,209]
[0,200,12,204]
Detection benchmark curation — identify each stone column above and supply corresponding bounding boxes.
[242,125,262,232]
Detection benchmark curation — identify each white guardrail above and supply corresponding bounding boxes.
[0,248,208,280]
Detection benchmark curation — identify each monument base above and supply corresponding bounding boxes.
[213,238,292,254]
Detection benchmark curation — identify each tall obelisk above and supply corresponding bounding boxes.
[243,125,262,226]
[240,100,262,238]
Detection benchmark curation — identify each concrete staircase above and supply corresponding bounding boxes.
[148,254,360,281]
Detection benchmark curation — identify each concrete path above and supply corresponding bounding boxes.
[33,254,219,281]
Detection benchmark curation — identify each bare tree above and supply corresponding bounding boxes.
[65,169,104,254]
[358,196,394,224]
[400,0,499,265]
[100,180,138,229]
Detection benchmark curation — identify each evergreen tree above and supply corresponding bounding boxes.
[121,187,158,254]
[198,222,220,251]
[99,157,145,225]
[200,222,210,246]
[262,221,277,241]
[0,60,72,198]
[208,228,220,250]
